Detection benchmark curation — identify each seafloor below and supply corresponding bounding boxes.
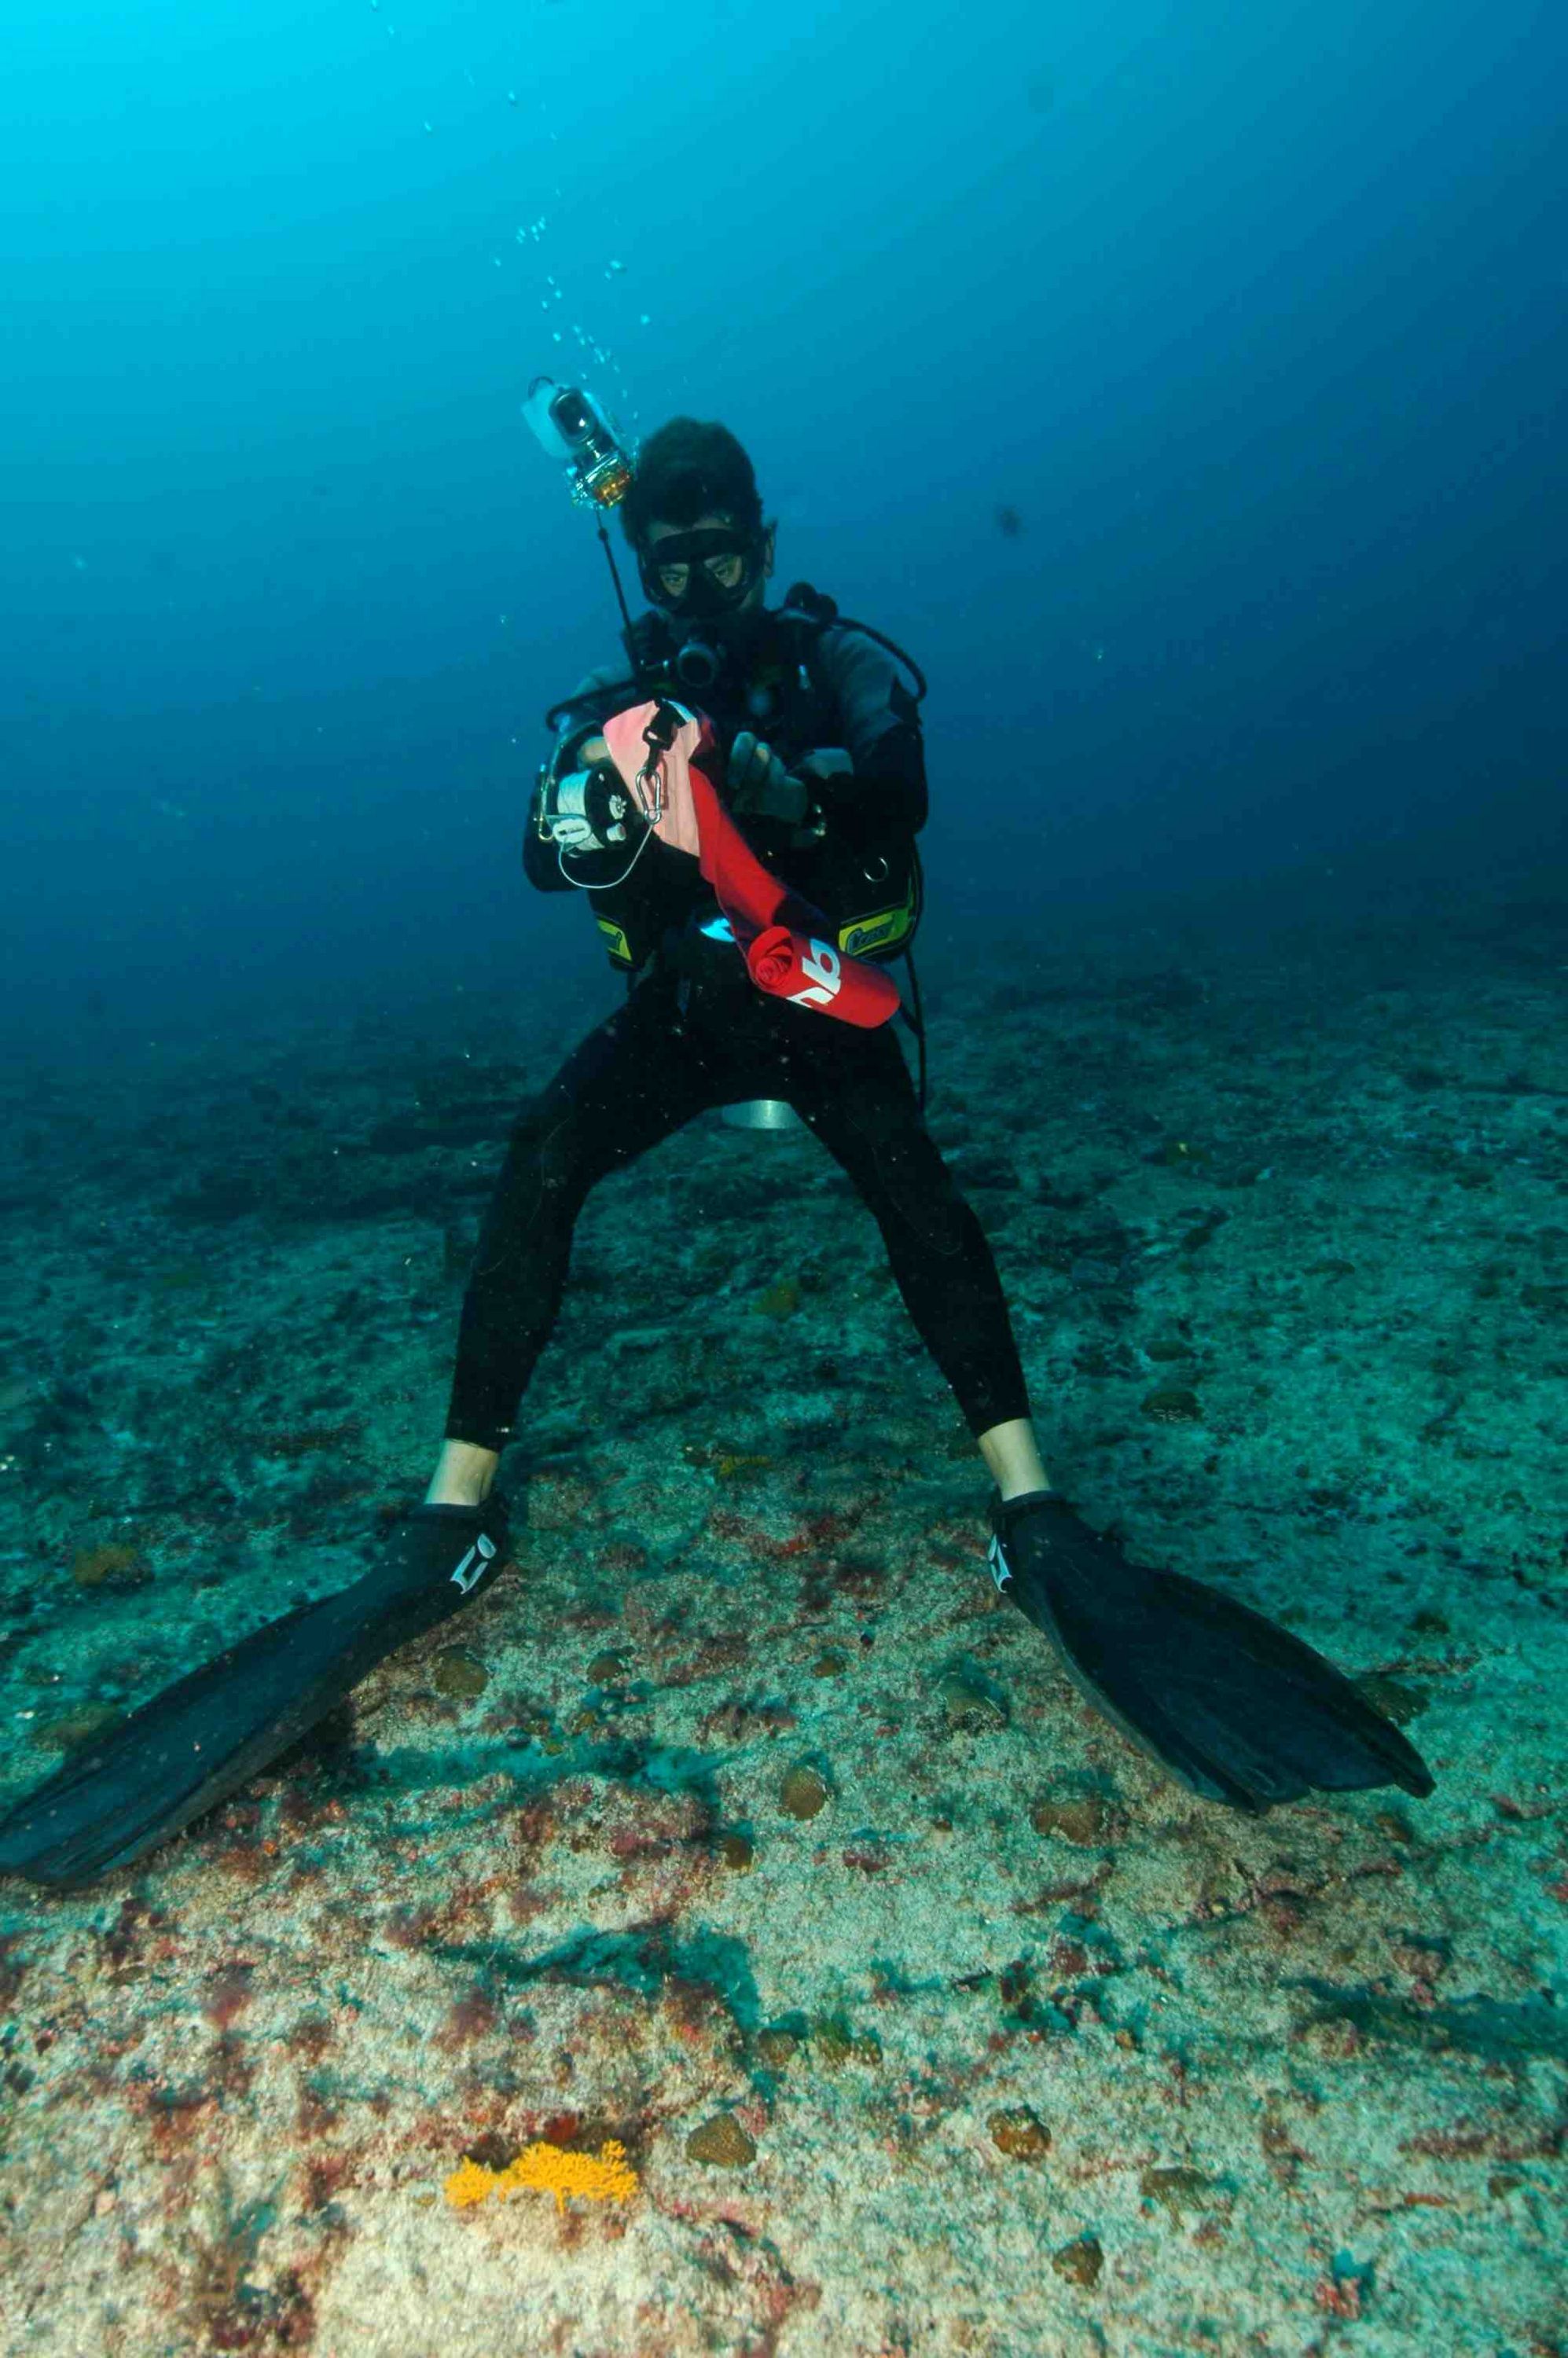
[0,881,1564,2357]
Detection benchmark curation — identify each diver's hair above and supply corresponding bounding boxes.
[620,417,763,546]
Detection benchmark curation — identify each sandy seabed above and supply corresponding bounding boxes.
[1,887,1564,2356]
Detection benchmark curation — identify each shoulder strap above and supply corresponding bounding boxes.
[776,582,928,705]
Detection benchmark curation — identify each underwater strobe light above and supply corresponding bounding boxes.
[522,377,636,511]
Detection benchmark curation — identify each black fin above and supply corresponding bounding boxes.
[990,1493,1433,1813]
[0,1497,509,1890]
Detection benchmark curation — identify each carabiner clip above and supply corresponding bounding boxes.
[633,700,682,828]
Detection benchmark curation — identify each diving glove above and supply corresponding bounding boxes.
[727,731,812,825]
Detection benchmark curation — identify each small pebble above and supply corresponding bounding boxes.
[1030,1794,1115,1845]
[1140,2165,1217,2219]
[1141,1386,1202,1424]
[780,1765,828,1820]
[1051,2233,1103,2287]
[585,1649,633,1684]
[71,1544,150,1592]
[941,1673,1007,1732]
[989,2106,1051,2161]
[431,1647,488,1699]
[813,2016,880,2067]
[685,2113,755,2167]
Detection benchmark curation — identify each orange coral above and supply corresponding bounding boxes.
[445,2138,640,2217]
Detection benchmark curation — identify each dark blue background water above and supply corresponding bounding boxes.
[3,0,1564,1060]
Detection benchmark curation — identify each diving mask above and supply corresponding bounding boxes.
[636,524,765,621]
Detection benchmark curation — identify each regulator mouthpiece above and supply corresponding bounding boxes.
[672,634,724,691]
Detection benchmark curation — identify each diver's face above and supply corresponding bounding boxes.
[641,511,773,614]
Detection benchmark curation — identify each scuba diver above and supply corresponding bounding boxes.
[0,404,1433,1891]
[429,412,1053,1526]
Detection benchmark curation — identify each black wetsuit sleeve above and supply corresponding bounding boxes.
[550,662,634,753]
[808,626,928,841]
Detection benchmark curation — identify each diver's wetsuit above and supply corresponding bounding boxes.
[442,606,1031,1454]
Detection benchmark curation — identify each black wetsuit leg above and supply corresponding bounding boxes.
[765,1009,1032,1438]
[444,976,732,1452]
[445,964,1031,1452]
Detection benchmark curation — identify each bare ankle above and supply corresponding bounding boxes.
[425,1440,500,1508]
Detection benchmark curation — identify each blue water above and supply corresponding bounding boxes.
[2,0,1562,1060]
